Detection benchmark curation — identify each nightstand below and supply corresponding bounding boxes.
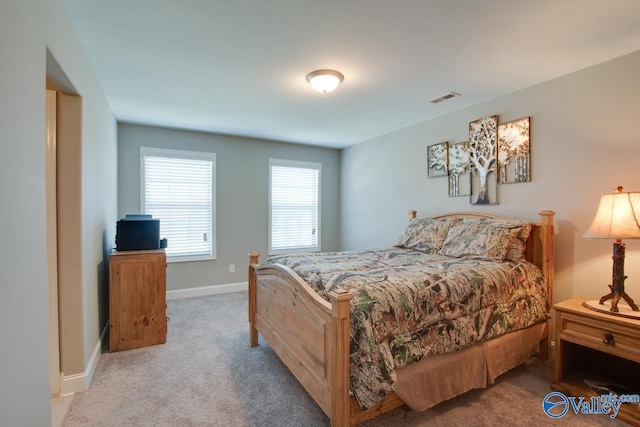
[553,297,640,425]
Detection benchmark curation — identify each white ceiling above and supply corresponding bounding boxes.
[62,0,640,149]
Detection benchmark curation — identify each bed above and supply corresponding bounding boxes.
[248,210,555,426]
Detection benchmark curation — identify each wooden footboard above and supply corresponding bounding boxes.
[248,254,353,425]
[248,210,555,426]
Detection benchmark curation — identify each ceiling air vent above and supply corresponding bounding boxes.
[429,91,461,104]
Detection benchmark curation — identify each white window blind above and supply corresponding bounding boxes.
[269,159,321,254]
[141,147,216,262]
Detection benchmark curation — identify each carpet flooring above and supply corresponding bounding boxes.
[62,292,628,426]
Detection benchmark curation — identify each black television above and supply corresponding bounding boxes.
[115,214,161,251]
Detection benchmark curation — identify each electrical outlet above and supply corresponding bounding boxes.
[229,264,235,274]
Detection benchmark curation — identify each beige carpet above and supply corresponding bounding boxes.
[62,292,627,426]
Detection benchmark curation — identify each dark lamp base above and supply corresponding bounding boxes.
[600,241,639,313]
[599,286,639,313]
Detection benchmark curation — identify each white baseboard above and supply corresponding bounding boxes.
[166,282,247,300]
[60,322,108,396]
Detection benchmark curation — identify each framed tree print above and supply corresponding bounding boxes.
[427,141,448,177]
[448,141,471,197]
[497,117,530,183]
[469,116,498,204]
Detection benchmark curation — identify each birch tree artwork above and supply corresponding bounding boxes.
[497,117,530,183]
[427,141,448,177]
[447,141,471,197]
[469,116,498,205]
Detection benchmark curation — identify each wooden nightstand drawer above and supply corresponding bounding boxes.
[559,311,640,362]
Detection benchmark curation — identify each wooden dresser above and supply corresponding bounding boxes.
[109,249,167,352]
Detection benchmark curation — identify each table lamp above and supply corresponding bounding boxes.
[583,186,640,313]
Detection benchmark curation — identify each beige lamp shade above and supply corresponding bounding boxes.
[583,186,640,239]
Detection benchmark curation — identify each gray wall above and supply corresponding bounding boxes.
[0,3,50,425]
[341,50,640,305]
[0,0,117,425]
[118,124,341,291]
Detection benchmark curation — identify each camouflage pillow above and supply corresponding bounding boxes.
[438,222,521,260]
[395,218,461,254]
[461,218,533,261]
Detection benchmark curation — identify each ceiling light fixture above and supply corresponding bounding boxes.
[306,69,344,93]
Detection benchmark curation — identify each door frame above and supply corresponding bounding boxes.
[46,88,61,395]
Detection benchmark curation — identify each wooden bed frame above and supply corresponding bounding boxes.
[248,210,555,426]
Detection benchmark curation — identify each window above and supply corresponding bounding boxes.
[269,159,321,254]
[141,147,216,262]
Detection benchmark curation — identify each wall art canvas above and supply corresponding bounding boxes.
[498,117,530,183]
[447,141,471,197]
[469,115,498,204]
[427,141,448,177]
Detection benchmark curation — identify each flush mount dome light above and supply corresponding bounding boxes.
[306,69,344,93]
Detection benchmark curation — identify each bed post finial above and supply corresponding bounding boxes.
[409,210,417,221]
[249,252,260,265]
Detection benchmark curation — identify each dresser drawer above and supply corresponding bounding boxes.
[558,311,640,362]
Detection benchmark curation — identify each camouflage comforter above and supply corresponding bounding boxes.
[264,247,548,410]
